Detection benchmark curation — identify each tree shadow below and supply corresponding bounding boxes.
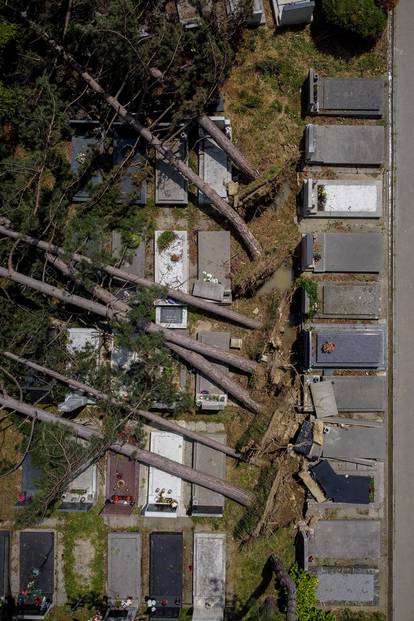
[232,556,275,620]
[310,3,380,60]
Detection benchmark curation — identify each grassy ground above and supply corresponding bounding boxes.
[0,428,21,523]
[58,506,107,602]
[223,22,387,175]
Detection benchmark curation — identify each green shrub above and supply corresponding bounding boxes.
[339,611,386,621]
[255,59,280,76]
[0,81,15,118]
[290,565,336,621]
[0,22,17,48]
[240,91,262,109]
[321,0,387,41]
[297,276,319,319]
[157,230,177,252]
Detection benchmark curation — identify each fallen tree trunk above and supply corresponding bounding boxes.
[198,114,258,180]
[269,554,297,621]
[4,351,244,461]
[155,324,256,373]
[166,342,261,415]
[0,394,253,506]
[148,67,258,180]
[45,253,257,374]
[0,224,262,330]
[0,266,261,413]
[18,13,262,260]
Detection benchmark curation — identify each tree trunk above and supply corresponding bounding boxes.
[0,394,253,506]
[18,13,262,260]
[269,554,297,621]
[151,325,256,373]
[166,342,261,414]
[0,266,261,413]
[198,114,258,180]
[0,223,262,330]
[147,67,257,180]
[46,253,257,374]
[107,265,261,329]
[3,351,245,461]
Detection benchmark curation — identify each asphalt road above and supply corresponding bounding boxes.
[393,1,414,618]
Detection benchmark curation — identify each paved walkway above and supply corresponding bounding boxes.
[393,1,414,618]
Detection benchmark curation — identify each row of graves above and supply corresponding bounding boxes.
[15,426,226,520]
[70,111,240,414]
[8,320,230,619]
[71,115,232,209]
[176,0,315,30]
[6,107,247,621]
[292,68,387,609]
[0,528,226,621]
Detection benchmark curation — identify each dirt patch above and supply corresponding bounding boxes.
[73,538,95,585]
[232,186,300,297]
[261,453,305,532]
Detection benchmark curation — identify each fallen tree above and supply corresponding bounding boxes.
[4,351,245,460]
[0,266,261,413]
[0,223,262,330]
[0,393,253,506]
[45,253,257,374]
[197,114,258,181]
[16,11,262,260]
[148,68,258,180]
[269,554,297,621]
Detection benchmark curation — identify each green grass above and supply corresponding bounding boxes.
[58,505,108,601]
[223,25,386,174]
[231,529,295,619]
[186,200,199,230]
[234,464,278,541]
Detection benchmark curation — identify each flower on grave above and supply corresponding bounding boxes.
[76,151,87,164]
[202,270,219,284]
[321,340,336,354]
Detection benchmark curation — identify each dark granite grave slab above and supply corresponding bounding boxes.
[18,530,54,617]
[305,124,384,166]
[150,533,182,619]
[310,460,371,504]
[0,531,9,600]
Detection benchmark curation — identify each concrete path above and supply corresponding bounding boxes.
[393,1,414,619]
